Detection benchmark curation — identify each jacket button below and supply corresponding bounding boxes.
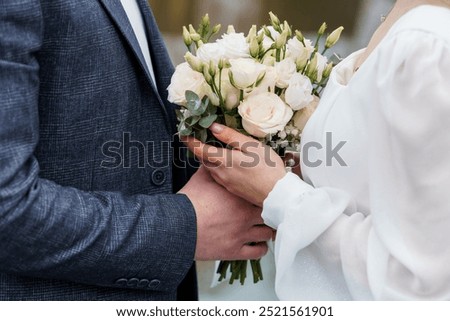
[115,278,128,286]
[151,170,166,186]
[148,279,161,289]
[127,278,139,287]
[137,279,150,288]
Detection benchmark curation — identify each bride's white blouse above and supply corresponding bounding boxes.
[262,5,450,300]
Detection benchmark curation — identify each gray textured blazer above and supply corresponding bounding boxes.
[0,0,198,300]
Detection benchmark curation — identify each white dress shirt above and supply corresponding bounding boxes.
[262,5,450,300]
[120,0,157,86]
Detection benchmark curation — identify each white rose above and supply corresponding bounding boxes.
[196,43,224,64]
[287,38,314,60]
[245,66,277,98]
[292,96,320,131]
[315,53,328,82]
[217,32,250,59]
[275,58,297,88]
[167,62,209,106]
[238,92,293,138]
[229,58,266,90]
[285,73,314,111]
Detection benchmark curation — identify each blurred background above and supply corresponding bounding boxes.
[148,0,396,64]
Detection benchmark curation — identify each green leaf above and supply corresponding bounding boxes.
[186,90,200,103]
[201,96,210,106]
[196,128,208,143]
[206,104,217,115]
[187,95,208,116]
[199,114,218,128]
[186,115,201,126]
[178,122,192,136]
[186,91,201,113]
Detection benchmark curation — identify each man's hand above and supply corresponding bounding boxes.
[178,166,273,261]
[182,123,286,207]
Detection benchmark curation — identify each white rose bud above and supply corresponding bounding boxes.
[285,73,314,111]
[247,25,257,42]
[227,25,236,34]
[295,30,304,42]
[318,22,327,36]
[217,32,251,59]
[229,58,266,90]
[275,29,289,49]
[315,53,328,82]
[275,58,297,88]
[322,62,334,79]
[295,50,309,71]
[292,96,320,131]
[269,12,281,27]
[184,52,203,73]
[325,26,344,49]
[238,92,293,138]
[283,21,292,37]
[306,54,318,78]
[211,24,222,35]
[190,33,201,42]
[250,38,260,58]
[182,26,192,46]
[167,62,209,106]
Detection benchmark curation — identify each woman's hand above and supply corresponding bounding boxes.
[182,123,286,207]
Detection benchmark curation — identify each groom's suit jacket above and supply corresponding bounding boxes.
[0,0,198,300]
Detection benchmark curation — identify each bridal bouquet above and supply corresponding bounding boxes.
[168,13,343,285]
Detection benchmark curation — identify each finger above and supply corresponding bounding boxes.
[238,242,268,260]
[245,225,274,243]
[182,135,224,165]
[209,123,261,153]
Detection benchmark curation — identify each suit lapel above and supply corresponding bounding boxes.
[98,0,157,91]
[136,0,175,109]
[98,0,174,132]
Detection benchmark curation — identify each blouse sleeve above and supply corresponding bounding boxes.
[262,29,450,300]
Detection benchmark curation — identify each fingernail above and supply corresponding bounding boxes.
[210,123,224,134]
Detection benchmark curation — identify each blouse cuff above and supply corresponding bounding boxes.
[262,172,314,229]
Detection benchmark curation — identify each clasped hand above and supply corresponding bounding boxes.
[182,123,287,207]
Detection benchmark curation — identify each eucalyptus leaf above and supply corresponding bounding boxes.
[186,115,201,126]
[186,91,202,114]
[199,114,218,128]
[206,104,217,115]
[197,128,208,143]
[178,122,192,136]
[192,102,208,116]
[185,90,200,103]
[201,96,210,107]
[187,99,202,114]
